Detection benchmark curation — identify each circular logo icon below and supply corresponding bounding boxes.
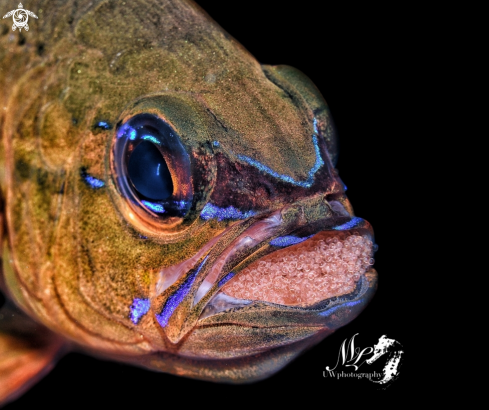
[2,3,38,32]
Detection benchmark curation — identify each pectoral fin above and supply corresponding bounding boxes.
[0,298,66,406]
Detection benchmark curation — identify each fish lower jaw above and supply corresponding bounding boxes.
[220,230,375,307]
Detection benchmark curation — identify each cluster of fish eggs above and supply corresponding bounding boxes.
[223,233,374,305]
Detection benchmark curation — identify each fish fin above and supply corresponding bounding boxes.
[0,298,66,406]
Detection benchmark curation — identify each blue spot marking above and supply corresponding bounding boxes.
[333,217,363,231]
[156,257,208,328]
[142,135,160,145]
[318,300,362,317]
[129,129,137,140]
[313,117,319,134]
[82,171,105,189]
[236,135,324,188]
[142,201,165,213]
[213,141,220,147]
[218,272,235,287]
[270,235,313,247]
[130,298,151,324]
[96,121,111,130]
[200,203,256,221]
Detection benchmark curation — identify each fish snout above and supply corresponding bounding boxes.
[142,193,376,347]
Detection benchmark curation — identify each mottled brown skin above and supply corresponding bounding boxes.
[0,0,377,404]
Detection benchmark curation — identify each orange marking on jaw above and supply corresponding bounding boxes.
[222,231,374,306]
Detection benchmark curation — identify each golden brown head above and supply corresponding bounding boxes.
[1,0,377,382]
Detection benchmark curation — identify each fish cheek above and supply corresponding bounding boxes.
[31,134,143,344]
[73,182,223,336]
[67,130,217,335]
[77,133,139,313]
[76,192,152,323]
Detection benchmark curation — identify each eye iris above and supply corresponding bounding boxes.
[127,140,173,200]
[113,113,193,221]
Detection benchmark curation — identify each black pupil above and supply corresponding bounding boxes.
[127,140,173,200]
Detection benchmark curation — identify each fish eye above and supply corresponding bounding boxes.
[110,113,193,228]
[127,140,173,201]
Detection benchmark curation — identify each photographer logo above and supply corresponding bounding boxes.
[3,3,38,32]
[324,333,403,387]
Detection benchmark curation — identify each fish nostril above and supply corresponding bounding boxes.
[127,140,173,201]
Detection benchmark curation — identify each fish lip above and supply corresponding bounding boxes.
[151,202,375,343]
[182,269,378,360]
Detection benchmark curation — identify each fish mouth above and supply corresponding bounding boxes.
[210,226,374,307]
[152,196,377,346]
[171,212,377,361]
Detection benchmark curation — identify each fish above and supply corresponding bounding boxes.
[0,0,378,404]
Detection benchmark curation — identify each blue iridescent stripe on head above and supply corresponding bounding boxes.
[333,217,363,231]
[95,121,111,130]
[218,272,236,287]
[236,135,324,188]
[129,298,151,324]
[156,257,208,328]
[81,170,105,189]
[200,203,256,221]
[269,235,313,247]
[318,299,362,317]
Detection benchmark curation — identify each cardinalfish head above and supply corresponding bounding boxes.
[82,66,377,379]
[3,0,377,382]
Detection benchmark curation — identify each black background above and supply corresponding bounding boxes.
[3,0,416,407]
